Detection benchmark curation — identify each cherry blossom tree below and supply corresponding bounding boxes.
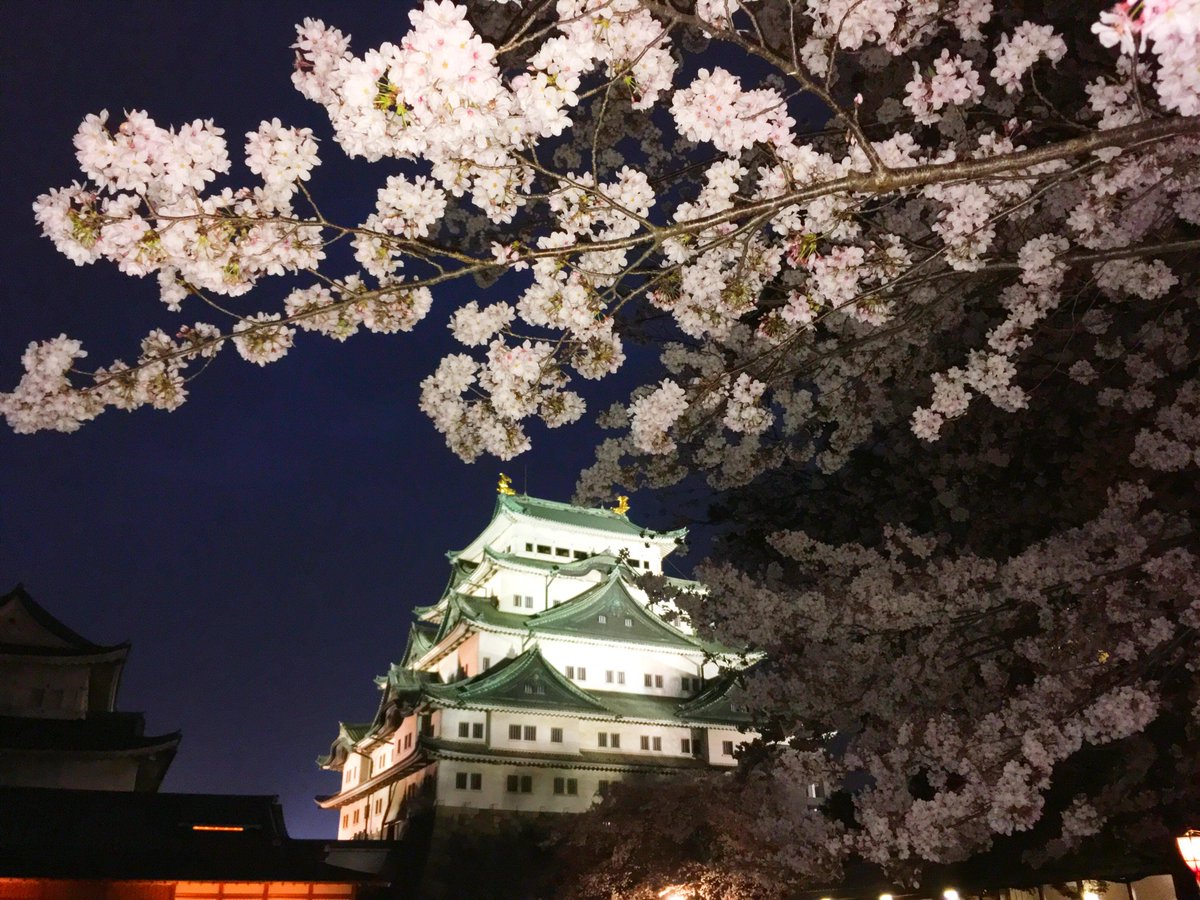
[5,0,1200,894]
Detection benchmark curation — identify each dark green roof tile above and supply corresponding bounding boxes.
[526,571,702,649]
[426,647,608,713]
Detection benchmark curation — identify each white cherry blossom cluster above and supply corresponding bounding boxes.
[244,118,321,203]
[1093,0,1200,114]
[903,51,984,125]
[990,22,1068,94]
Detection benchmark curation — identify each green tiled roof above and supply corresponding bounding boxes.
[375,662,432,694]
[448,593,528,631]
[426,647,608,713]
[677,674,754,724]
[526,570,703,649]
[497,494,686,540]
[397,622,438,668]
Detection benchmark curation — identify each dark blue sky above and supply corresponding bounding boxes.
[0,3,699,837]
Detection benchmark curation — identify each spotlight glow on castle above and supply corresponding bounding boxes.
[317,482,754,838]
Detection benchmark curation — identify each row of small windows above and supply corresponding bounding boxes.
[561,666,702,694]
[522,542,652,570]
[505,774,576,795]
[449,773,629,798]
[507,724,564,743]
[339,797,386,831]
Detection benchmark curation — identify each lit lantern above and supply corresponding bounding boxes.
[943,890,960,900]
[1178,830,1200,885]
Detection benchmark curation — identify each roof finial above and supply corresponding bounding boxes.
[611,495,630,516]
[497,473,516,496]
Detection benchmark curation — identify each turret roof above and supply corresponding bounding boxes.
[0,585,129,659]
[494,494,687,540]
[316,721,373,769]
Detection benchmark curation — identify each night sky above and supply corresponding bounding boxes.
[1,3,699,837]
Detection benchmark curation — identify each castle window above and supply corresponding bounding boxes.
[472,722,484,739]
[618,672,625,685]
[537,545,551,555]
[624,618,633,627]
[524,596,534,609]
[523,725,537,741]
[483,657,491,670]
[455,772,468,789]
[807,782,825,799]
[654,675,663,688]
[605,670,614,683]
[722,740,735,756]
[576,667,586,680]
[644,674,652,687]
[553,777,579,795]
[506,775,534,793]
[509,724,521,740]
[566,666,574,678]
[573,550,587,560]
[458,722,470,738]
[353,808,360,823]
[555,547,570,557]
[525,543,533,551]
[598,614,607,624]
[611,733,621,748]
[551,727,563,743]
[342,813,348,829]
[597,779,610,796]
[681,738,691,754]
[640,736,649,751]
[598,732,608,748]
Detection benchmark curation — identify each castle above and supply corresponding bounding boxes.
[317,484,754,838]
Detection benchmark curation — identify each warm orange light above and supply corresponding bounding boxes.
[1178,830,1200,883]
[190,824,246,832]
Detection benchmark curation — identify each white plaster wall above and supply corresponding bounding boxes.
[437,759,606,814]
[473,631,523,672]
[704,728,748,766]
[441,708,491,745]
[535,640,707,697]
[490,710,584,756]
